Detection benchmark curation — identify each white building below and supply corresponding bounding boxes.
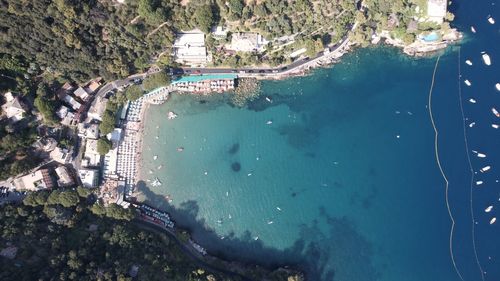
[427,0,447,24]
[78,169,99,188]
[87,96,108,121]
[173,30,208,66]
[73,87,90,101]
[78,123,99,139]
[82,139,101,167]
[62,94,82,111]
[55,166,74,187]
[1,92,26,122]
[50,147,72,164]
[14,169,54,191]
[227,33,268,52]
[212,26,228,40]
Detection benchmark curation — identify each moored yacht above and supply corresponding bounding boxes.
[464,79,471,86]
[481,52,491,66]
[492,107,500,117]
[487,16,495,24]
[492,124,499,129]
[471,26,476,33]
[480,166,491,173]
[496,83,500,91]
[465,60,472,65]
[476,181,484,185]
[469,98,477,104]
[477,153,486,158]
[485,206,493,213]
[490,217,497,225]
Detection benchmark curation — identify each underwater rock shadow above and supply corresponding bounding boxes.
[136,181,379,281]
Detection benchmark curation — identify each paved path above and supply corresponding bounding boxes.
[134,220,253,281]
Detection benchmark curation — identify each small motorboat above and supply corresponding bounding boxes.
[492,124,499,129]
[157,165,163,170]
[465,60,472,65]
[266,120,273,125]
[469,98,477,104]
[265,96,273,103]
[276,207,282,211]
[481,52,491,66]
[487,16,495,24]
[485,206,493,213]
[267,220,274,225]
[177,147,184,152]
[492,107,500,117]
[490,217,497,225]
[151,177,162,187]
[469,122,476,128]
[480,166,491,173]
[471,26,476,33]
[477,153,486,158]
[476,181,484,185]
[153,155,158,160]
[167,111,178,120]
[228,214,232,219]
[254,236,259,241]
[464,80,471,86]
[496,83,500,91]
[247,173,252,176]
[226,191,229,197]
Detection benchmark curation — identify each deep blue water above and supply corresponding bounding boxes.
[138,1,499,280]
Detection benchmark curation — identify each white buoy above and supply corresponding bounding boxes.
[465,79,472,86]
[465,60,473,65]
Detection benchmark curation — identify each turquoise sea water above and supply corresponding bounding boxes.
[138,1,499,280]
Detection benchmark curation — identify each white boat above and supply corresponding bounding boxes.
[469,122,476,128]
[254,236,259,241]
[167,111,178,120]
[266,120,273,125]
[157,165,163,170]
[228,214,232,219]
[465,60,472,65]
[492,124,499,129]
[265,96,273,103]
[471,26,476,33]
[276,207,282,211]
[477,153,486,158]
[226,191,229,197]
[490,217,497,225]
[481,52,491,66]
[476,181,484,185]
[247,173,252,176]
[464,80,471,86]
[480,166,491,173]
[151,177,162,187]
[487,16,495,24]
[496,83,500,91]
[220,236,225,240]
[153,155,158,160]
[267,221,274,225]
[492,107,500,117]
[485,206,493,213]
[469,98,476,104]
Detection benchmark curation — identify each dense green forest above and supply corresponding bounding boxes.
[0,188,238,281]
